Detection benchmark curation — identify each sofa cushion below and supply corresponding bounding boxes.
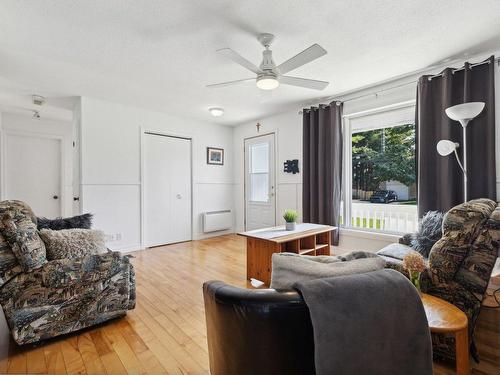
[411,211,444,257]
[37,213,93,231]
[270,251,385,289]
[428,199,497,284]
[0,201,47,272]
[41,252,125,288]
[39,229,107,261]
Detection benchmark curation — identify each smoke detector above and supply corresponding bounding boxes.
[32,95,45,106]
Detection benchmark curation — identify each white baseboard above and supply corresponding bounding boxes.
[193,228,235,240]
[108,243,143,253]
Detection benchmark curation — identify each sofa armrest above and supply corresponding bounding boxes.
[399,233,414,246]
[41,251,128,288]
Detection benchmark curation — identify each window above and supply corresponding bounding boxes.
[249,142,269,202]
[343,104,418,233]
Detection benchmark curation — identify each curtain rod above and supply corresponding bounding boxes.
[299,80,415,114]
[427,56,499,81]
[299,56,499,114]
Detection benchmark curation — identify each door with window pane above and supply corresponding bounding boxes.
[245,134,276,230]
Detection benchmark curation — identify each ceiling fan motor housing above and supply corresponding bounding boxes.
[260,49,276,72]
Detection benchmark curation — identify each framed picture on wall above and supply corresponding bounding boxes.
[207,147,224,165]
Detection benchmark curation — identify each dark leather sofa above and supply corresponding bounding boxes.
[203,281,315,375]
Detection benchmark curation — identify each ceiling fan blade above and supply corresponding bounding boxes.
[217,48,263,74]
[280,76,329,90]
[206,78,255,88]
[277,44,327,74]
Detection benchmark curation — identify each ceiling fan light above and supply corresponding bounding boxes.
[256,75,279,90]
[208,107,224,117]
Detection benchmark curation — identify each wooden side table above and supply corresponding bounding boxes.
[421,293,470,375]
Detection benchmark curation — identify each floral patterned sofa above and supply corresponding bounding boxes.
[377,198,499,362]
[0,200,136,345]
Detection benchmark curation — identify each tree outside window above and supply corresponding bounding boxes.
[352,123,416,203]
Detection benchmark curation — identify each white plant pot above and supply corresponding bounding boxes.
[285,222,296,231]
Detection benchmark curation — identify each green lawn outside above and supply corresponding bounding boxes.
[339,216,384,230]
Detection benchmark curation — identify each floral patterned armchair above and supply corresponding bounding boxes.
[377,199,499,362]
[0,200,136,345]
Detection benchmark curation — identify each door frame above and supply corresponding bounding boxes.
[243,131,278,230]
[140,128,193,248]
[0,128,66,216]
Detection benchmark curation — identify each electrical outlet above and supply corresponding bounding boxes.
[105,233,122,242]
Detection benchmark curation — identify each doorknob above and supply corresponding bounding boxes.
[53,195,59,200]
[176,194,182,199]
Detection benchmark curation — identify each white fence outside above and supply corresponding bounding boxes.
[345,202,418,233]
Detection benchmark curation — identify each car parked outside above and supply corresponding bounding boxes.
[369,190,398,203]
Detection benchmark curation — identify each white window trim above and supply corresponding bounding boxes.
[342,99,417,234]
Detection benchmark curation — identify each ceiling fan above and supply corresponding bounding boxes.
[207,33,329,91]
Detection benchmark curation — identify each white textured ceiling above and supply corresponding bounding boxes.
[1,0,500,125]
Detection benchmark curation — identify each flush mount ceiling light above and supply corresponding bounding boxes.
[208,107,224,117]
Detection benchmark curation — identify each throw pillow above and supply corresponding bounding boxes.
[37,213,93,230]
[39,229,107,260]
[0,204,47,272]
[270,251,386,289]
[411,211,444,258]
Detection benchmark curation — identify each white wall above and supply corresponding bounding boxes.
[232,110,303,232]
[232,105,401,253]
[0,111,74,216]
[79,97,234,252]
[232,59,500,253]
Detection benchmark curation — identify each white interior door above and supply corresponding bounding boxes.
[144,133,191,247]
[3,132,62,218]
[245,133,276,230]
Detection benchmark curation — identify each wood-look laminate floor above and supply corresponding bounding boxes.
[0,234,498,374]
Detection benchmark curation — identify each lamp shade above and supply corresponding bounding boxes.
[436,140,458,156]
[445,102,485,122]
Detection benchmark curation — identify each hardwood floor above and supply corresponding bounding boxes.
[0,234,498,374]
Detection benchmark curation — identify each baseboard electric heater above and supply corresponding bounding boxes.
[203,210,232,233]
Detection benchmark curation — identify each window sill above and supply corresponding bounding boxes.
[339,227,403,242]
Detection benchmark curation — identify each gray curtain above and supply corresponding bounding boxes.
[303,102,343,245]
[416,56,496,216]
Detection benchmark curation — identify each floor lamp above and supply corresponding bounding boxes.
[436,102,485,202]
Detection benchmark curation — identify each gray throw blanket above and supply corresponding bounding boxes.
[271,251,385,289]
[294,269,433,375]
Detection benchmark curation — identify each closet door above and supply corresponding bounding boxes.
[143,133,191,247]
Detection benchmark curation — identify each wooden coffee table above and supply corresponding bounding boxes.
[421,293,470,375]
[238,223,337,285]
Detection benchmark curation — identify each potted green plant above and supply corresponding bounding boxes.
[283,209,298,231]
